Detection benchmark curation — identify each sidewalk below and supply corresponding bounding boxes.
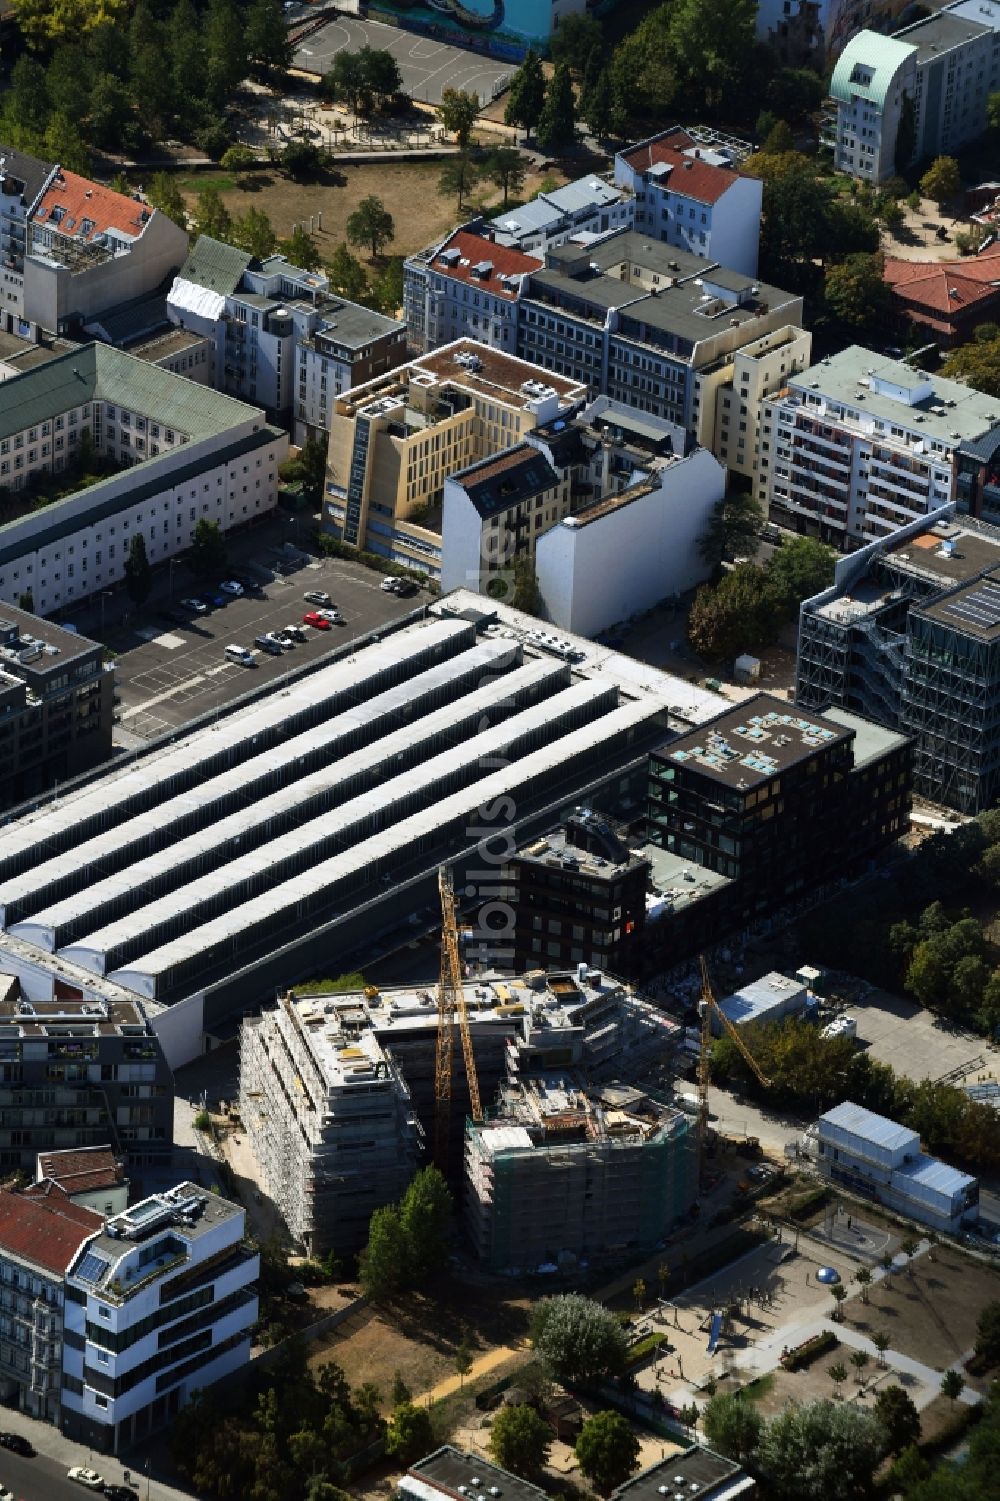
[414,1342,526,1405]
[0,1403,197,1501]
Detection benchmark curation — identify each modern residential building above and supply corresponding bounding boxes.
[0,148,56,335]
[487,175,632,254]
[811,1101,979,1232]
[612,1449,756,1501]
[239,991,419,1257]
[0,342,287,616]
[517,232,803,430]
[168,236,407,433]
[24,170,187,337]
[831,2,1000,182]
[465,1075,696,1273]
[0,981,171,1172]
[647,692,913,922]
[499,809,652,977]
[883,247,1000,347]
[796,508,1000,810]
[0,605,113,810]
[402,229,541,358]
[0,1185,102,1423]
[613,129,763,276]
[757,347,1000,549]
[323,342,586,573]
[34,1147,128,1217]
[61,1184,259,1452]
[0,598,722,1067]
[398,1449,549,1501]
[694,323,812,481]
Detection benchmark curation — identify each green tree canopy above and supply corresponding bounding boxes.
[280,224,322,271]
[398,1166,452,1282]
[766,535,837,611]
[667,0,757,111]
[504,50,546,139]
[438,153,480,210]
[438,87,479,149]
[245,0,291,75]
[575,1410,641,1494]
[874,1384,921,1455]
[549,11,603,72]
[608,5,677,121]
[124,532,152,606]
[281,138,325,180]
[346,196,395,259]
[232,206,277,258]
[188,518,227,579]
[11,0,125,45]
[535,63,576,154]
[489,1404,551,1478]
[327,243,370,302]
[386,1402,435,1464]
[581,68,626,141]
[687,563,783,660]
[280,436,327,503]
[530,1295,627,1384]
[358,1203,407,1300]
[758,1399,885,1501]
[698,492,764,567]
[824,252,893,337]
[193,187,232,244]
[484,146,526,208]
[920,155,961,207]
[976,1300,1000,1365]
[702,1392,764,1464]
[942,334,1000,398]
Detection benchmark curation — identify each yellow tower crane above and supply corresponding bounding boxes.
[434,865,483,1168]
[698,954,772,1178]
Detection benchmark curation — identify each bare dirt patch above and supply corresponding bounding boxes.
[841,1248,1000,1378]
[181,159,571,259]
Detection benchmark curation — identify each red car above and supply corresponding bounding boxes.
[303,612,332,630]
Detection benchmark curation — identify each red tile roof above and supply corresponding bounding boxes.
[0,1187,102,1276]
[618,130,738,205]
[32,170,153,244]
[883,249,1000,316]
[36,1147,123,1197]
[430,231,541,300]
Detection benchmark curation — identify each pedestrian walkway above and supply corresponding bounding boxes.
[414,1342,525,1405]
[0,1401,197,1500]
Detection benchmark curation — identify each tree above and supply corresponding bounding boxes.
[489,1404,551,1478]
[484,147,526,208]
[386,1402,435,1463]
[3,56,49,142]
[875,1384,920,1454]
[881,197,905,236]
[666,0,758,113]
[454,1339,472,1388]
[438,88,479,150]
[975,1300,1000,1366]
[767,66,824,121]
[702,1392,763,1464]
[10,0,125,46]
[246,0,292,76]
[632,1278,646,1312]
[824,252,893,336]
[281,435,328,503]
[828,1360,848,1398]
[233,207,277,258]
[831,1284,847,1321]
[204,0,247,110]
[941,1368,966,1406]
[360,47,403,109]
[762,120,795,154]
[504,50,546,141]
[43,113,90,175]
[511,554,541,615]
[346,196,395,260]
[327,243,370,303]
[193,187,233,244]
[281,139,325,181]
[575,1411,640,1494]
[280,225,322,272]
[607,5,677,123]
[942,333,1000,398]
[850,1348,869,1383]
[687,564,783,660]
[17,590,34,613]
[757,1399,885,1501]
[873,1329,891,1368]
[581,68,626,142]
[87,74,133,153]
[399,1166,451,1282]
[390,1371,411,1408]
[358,1203,406,1299]
[900,1235,920,1271]
[854,1267,872,1304]
[221,144,259,180]
[766,535,837,611]
[124,532,153,606]
[550,12,603,73]
[920,155,961,207]
[370,258,404,317]
[438,154,480,211]
[188,518,227,579]
[698,492,763,567]
[530,1295,627,1384]
[325,53,367,113]
[535,63,576,154]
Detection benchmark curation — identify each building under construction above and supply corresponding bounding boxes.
[465,1076,696,1274]
[239,967,679,1257]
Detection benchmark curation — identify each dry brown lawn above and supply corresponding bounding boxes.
[181,159,571,259]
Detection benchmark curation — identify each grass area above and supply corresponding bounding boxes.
[176,172,238,194]
[294,972,368,995]
[740,1372,776,1402]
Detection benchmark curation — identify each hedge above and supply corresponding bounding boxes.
[780,1330,839,1371]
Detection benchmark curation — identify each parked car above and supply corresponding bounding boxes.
[231,572,263,593]
[380,576,401,593]
[304,590,332,606]
[180,598,208,614]
[219,579,244,597]
[275,631,297,649]
[68,1468,106,1490]
[254,634,283,656]
[282,624,306,641]
[0,1434,34,1456]
[315,608,344,624]
[202,593,227,609]
[303,612,332,630]
[394,579,418,597]
[105,1487,139,1501]
[224,644,255,665]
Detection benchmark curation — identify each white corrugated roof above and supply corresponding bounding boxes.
[820,1101,917,1153]
[167,276,226,323]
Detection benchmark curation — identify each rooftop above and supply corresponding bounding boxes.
[481,1072,688,1149]
[343,340,586,420]
[31,170,156,249]
[884,247,1000,318]
[896,1150,977,1196]
[822,706,912,766]
[719,971,807,1026]
[662,693,853,787]
[898,7,989,63]
[450,443,562,518]
[0,600,100,670]
[830,32,917,110]
[782,346,1000,446]
[177,234,253,297]
[618,128,743,204]
[403,1446,549,1501]
[819,1101,918,1153]
[129,327,211,363]
[915,565,1000,638]
[0,1184,102,1276]
[513,815,650,878]
[309,296,404,350]
[34,1146,123,1197]
[428,229,541,300]
[0,988,154,1037]
[611,1446,754,1501]
[68,1182,244,1296]
[0,146,54,208]
[879,516,1000,589]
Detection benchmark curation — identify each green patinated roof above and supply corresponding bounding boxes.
[830,32,917,110]
[177,234,253,296]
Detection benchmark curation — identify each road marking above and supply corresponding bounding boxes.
[134,627,186,650]
[120,673,207,720]
[204,664,231,677]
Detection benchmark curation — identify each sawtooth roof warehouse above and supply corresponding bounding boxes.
[0,596,723,1068]
[0,343,287,616]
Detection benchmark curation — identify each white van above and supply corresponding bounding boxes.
[224,644,253,666]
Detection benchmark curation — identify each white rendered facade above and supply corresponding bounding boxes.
[61,1185,258,1453]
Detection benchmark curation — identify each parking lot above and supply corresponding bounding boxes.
[113,552,423,741]
[292,12,513,105]
[843,988,998,1087]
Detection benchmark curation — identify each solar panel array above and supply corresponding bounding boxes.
[74,1251,109,1284]
[942,577,1000,633]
